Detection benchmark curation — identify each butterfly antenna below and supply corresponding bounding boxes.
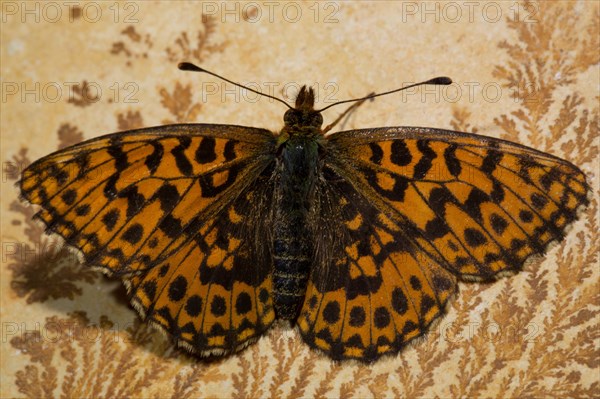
[317,76,452,112]
[179,62,293,109]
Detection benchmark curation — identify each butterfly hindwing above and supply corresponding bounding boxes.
[326,127,589,281]
[298,165,457,361]
[20,124,279,354]
[125,168,277,354]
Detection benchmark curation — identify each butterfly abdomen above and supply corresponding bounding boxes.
[272,138,319,319]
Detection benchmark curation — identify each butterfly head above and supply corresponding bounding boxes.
[283,86,324,130]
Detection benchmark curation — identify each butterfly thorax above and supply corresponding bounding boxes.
[272,86,324,320]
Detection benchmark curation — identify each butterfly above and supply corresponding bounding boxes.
[19,63,589,362]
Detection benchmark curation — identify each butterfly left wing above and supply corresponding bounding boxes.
[19,124,275,276]
[20,124,279,355]
[124,167,277,355]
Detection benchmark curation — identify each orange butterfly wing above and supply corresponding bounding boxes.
[20,124,278,354]
[298,167,457,361]
[297,127,588,361]
[329,127,588,279]
[124,169,277,354]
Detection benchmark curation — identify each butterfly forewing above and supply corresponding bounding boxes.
[325,127,589,280]
[20,125,275,274]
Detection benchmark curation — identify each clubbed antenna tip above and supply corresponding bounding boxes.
[427,76,452,85]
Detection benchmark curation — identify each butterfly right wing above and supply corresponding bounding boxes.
[297,126,588,361]
[20,124,278,354]
[325,127,589,280]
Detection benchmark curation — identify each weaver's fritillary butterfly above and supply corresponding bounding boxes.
[20,63,589,362]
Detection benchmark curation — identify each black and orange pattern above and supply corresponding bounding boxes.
[21,125,278,354]
[298,127,588,360]
[20,84,589,362]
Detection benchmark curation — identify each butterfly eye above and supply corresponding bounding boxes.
[284,109,300,126]
[311,112,323,128]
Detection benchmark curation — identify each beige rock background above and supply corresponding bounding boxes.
[1,1,598,398]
